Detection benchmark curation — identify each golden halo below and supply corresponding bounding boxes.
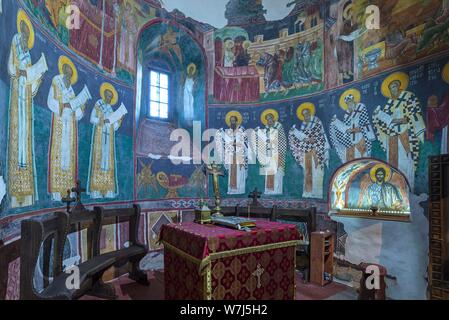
[225,39,235,48]
[225,111,243,127]
[100,82,119,106]
[187,63,197,76]
[297,102,316,121]
[339,88,361,110]
[58,55,78,85]
[261,109,279,126]
[17,9,35,49]
[243,40,252,49]
[381,72,409,99]
[370,163,392,183]
[342,2,353,21]
[442,61,449,84]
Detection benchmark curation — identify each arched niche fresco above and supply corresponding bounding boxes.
[134,20,208,201]
[329,159,411,222]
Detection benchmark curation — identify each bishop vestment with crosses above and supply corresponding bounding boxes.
[252,109,286,195]
[215,111,248,195]
[330,88,376,163]
[373,72,425,190]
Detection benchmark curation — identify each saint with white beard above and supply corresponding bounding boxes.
[7,10,47,208]
[87,83,126,199]
[330,88,376,163]
[252,109,286,195]
[373,72,425,191]
[215,111,248,195]
[290,103,330,199]
[48,56,91,201]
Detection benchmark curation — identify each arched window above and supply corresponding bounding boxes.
[149,69,169,119]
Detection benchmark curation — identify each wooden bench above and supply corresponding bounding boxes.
[273,207,317,282]
[20,205,148,300]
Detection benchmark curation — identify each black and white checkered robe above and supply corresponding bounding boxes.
[329,103,375,163]
[289,116,330,169]
[372,91,426,170]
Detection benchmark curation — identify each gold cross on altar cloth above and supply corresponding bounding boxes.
[252,264,265,289]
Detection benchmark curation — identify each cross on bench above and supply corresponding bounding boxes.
[20,205,149,300]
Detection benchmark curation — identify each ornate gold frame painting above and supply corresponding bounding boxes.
[329,159,411,222]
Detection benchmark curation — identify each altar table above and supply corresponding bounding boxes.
[160,220,300,300]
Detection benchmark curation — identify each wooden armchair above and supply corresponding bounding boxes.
[273,207,317,282]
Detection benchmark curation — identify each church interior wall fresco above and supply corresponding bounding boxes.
[1,0,449,299]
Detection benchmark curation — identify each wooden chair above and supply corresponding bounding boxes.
[273,207,317,282]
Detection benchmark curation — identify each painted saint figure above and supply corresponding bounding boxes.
[7,10,48,208]
[183,63,197,125]
[215,111,248,195]
[48,56,92,201]
[290,103,330,199]
[373,72,425,190]
[223,39,235,67]
[427,61,449,154]
[330,89,376,163]
[87,83,127,199]
[252,109,287,195]
[363,165,403,211]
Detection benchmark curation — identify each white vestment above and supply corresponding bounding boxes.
[183,77,194,123]
[215,126,248,195]
[47,75,85,201]
[253,123,286,195]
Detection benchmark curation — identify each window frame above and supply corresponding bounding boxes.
[148,67,171,121]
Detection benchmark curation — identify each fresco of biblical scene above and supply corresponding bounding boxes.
[427,61,449,154]
[135,22,207,200]
[352,0,449,80]
[330,160,411,221]
[87,83,128,199]
[22,0,159,83]
[7,9,48,208]
[212,0,324,104]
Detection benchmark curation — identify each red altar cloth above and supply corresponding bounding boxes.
[213,66,260,103]
[160,220,300,300]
